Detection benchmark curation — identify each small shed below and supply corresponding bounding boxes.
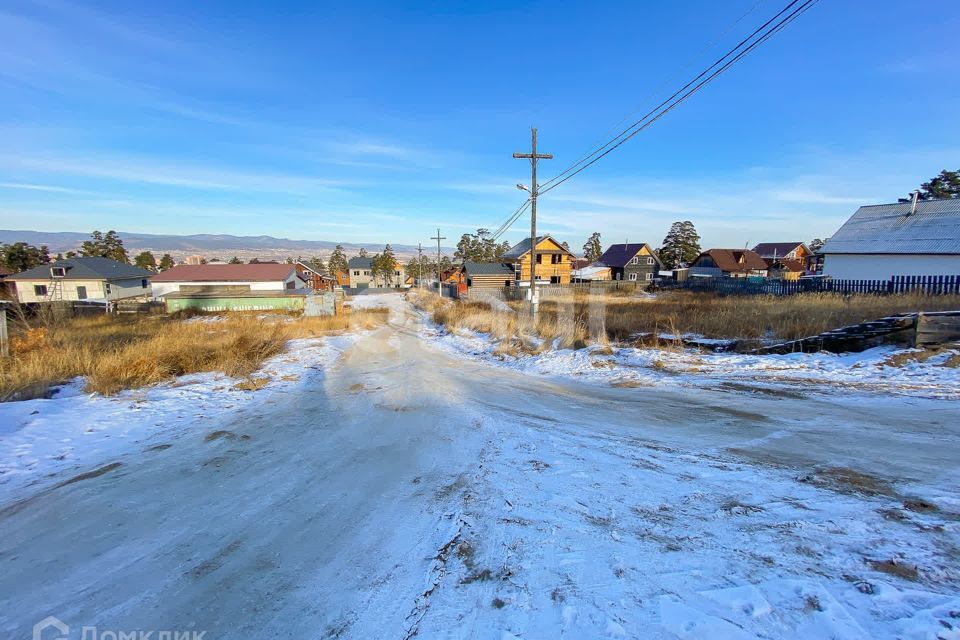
[463,262,516,289]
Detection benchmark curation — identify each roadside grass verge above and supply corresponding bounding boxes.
[0,308,388,401]
[551,290,960,342]
[409,290,588,353]
[413,288,960,349]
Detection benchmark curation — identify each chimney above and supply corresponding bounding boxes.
[909,191,919,216]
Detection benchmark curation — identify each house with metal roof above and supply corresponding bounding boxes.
[751,242,812,280]
[346,256,407,289]
[689,249,768,278]
[820,198,960,280]
[7,257,153,303]
[462,262,516,289]
[151,263,309,312]
[596,242,662,284]
[502,235,575,285]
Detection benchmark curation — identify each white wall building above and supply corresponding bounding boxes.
[151,263,301,297]
[821,198,960,280]
[8,257,153,303]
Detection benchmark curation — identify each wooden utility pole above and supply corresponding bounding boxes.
[513,127,552,308]
[430,229,446,294]
[417,242,424,290]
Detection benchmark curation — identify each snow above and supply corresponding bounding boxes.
[1,294,959,639]
[426,323,960,399]
[0,334,359,503]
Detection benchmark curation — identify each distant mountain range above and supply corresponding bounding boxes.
[0,229,453,259]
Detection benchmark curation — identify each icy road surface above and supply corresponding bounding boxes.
[1,294,959,639]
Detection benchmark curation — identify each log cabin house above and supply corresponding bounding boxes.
[502,235,575,285]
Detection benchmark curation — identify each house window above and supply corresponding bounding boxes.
[141,279,149,288]
[551,254,561,264]
[395,270,400,276]
[50,266,66,277]
[628,273,638,281]
[536,254,542,264]
[76,286,87,300]
[645,272,653,281]
[105,283,112,295]
[364,270,370,276]
[504,280,511,287]
[647,257,655,265]
[630,257,638,265]
[286,281,295,289]
[34,284,48,296]
[550,276,561,284]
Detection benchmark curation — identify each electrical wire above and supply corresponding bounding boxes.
[538,0,818,195]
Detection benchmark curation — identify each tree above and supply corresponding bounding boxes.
[582,232,603,263]
[901,169,960,202]
[158,254,175,270]
[80,230,128,263]
[328,245,348,275]
[0,242,50,272]
[659,221,701,270]
[406,255,428,280]
[307,255,326,273]
[134,250,157,271]
[358,247,368,258]
[454,228,508,262]
[229,256,243,264]
[371,244,397,286]
[808,238,825,253]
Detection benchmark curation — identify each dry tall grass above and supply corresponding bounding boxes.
[410,290,588,354]
[412,288,960,350]
[0,308,388,401]
[586,291,960,342]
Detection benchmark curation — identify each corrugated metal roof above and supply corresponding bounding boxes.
[821,198,960,255]
[347,256,373,268]
[502,235,572,260]
[464,262,515,276]
[151,263,295,282]
[8,257,152,281]
[597,243,660,268]
[751,242,806,258]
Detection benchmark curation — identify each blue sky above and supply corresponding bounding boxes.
[1,0,958,250]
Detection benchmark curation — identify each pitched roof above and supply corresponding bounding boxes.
[751,242,807,259]
[597,243,661,268]
[695,249,768,273]
[8,256,152,281]
[348,256,373,268]
[151,263,295,282]
[0,265,14,277]
[502,235,573,260]
[464,262,515,276]
[821,198,960,255]
[767,257,806,273]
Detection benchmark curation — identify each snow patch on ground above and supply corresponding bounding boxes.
[424,322,960,399]
[0,334,359,502]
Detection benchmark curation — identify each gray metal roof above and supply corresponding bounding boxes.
[463,262,515,275]
[8,256,153,281]
[347,256,373,268]
[502,234,571,260]
[821,198,960,255]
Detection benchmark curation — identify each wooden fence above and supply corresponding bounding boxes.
[652,274,960,296]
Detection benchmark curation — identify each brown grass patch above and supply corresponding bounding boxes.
[0,308,388,401]
[868,558,919,581]
[799,466,897,497]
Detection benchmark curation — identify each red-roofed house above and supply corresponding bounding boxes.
[151,263,309,312]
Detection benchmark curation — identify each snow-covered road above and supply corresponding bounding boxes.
[2,294,959,639]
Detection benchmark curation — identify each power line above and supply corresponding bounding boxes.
[538,0,819,196]
[491,199,531,241]
[544,0,767,189]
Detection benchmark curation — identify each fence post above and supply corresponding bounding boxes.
[0,307,8,358]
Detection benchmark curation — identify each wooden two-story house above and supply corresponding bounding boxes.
[502,235,575,285]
